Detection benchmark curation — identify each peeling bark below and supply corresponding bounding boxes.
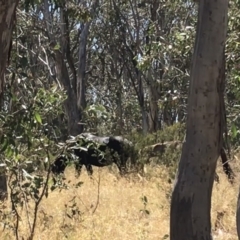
[170,1,229,239]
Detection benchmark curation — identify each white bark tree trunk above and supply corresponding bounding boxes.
[170,0,229,239]
[77,0,99,123]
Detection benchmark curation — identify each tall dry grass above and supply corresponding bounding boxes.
[0,162,239,240]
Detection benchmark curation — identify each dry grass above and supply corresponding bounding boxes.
[0,161,239,240]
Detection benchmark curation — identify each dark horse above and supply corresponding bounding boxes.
[51,133,136,177]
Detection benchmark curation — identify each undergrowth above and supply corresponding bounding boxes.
[0,162,239,240]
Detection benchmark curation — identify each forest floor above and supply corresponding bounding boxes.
[0,158,240,240]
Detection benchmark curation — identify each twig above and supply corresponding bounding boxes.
[29,139,52,240]
[18,168,32,234]
[8,172,20,240]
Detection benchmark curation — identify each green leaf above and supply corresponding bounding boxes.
[6,146,14,158]
[75,181,83,188]
[95,104,106,112]
[162,234,169,240]
[231,123,238,138]
[145,209,150,215]
[0,136,8,153]
[53,43,61,50]
[34,112,42,124]
[22,182,31,188]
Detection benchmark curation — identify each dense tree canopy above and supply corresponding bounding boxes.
[2,0,237,142]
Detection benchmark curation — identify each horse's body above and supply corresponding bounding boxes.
[51,133,136,176]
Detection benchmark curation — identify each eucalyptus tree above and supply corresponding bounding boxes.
[13,0,101,136]
[170,0,229,239]
[85,0,197,134]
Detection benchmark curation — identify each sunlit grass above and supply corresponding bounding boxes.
[0,160,239,240]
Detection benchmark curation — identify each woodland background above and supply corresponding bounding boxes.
[0,0,240,239]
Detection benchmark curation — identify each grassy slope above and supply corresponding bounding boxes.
[0,161,239,240]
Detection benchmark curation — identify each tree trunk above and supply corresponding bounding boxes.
[0,0,19,201]
[54,51,82,136]
[0,0,18,96]
[77,22,89,112]
[77,0,99,125]
[141,107,148,135]
[237,188,240,238]
[115,86,124,135]
[146,0,161,133]
[148,82,159,132]
[138,69,148,135]
[43,0,82,136]
[170,1,228,239]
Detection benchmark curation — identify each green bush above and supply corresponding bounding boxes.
[127,123,185,178]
